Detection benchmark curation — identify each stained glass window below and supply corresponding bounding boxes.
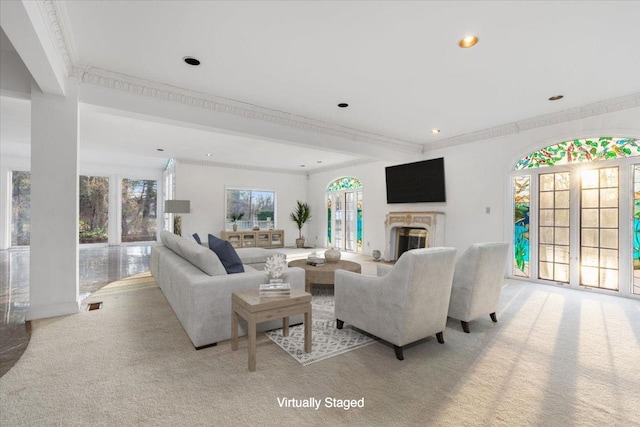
[634,165,640,295]
[514,175,530,277]
[514,137,640,170]
[327,177,363,252]
[327,177,363,192]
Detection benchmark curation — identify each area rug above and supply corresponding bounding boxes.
[265,294,377,366]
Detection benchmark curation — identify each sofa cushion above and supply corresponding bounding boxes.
[192,233,202,245]
[177,238,227,276]
[160,230,184,258]
[208,234,245,274]
[236,247,285,266]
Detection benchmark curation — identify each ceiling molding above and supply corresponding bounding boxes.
[74,66,423,155]
[306,158,377,175]
[425,93,640,151]
[37,0,76,75]
[177,158,308,175]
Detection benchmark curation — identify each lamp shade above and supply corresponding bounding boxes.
[164,200,190,214]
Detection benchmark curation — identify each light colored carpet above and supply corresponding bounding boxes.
[266,295,377,366]
[1,276,639,426]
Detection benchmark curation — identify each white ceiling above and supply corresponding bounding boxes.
[2,1,640,172]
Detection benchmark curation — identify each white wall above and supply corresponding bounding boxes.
[175,160,307,246]
[307,107,640,258]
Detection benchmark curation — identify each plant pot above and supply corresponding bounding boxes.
[232,223,238,231]
[295,238,305,248]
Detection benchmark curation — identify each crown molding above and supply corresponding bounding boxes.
[306,158,377,175]
[426,93,640,151]
[37,0,77,75]
[177,158,308,175]
[73,66,423,155]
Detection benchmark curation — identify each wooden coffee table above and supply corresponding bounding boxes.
[288,259,361,293]
[231,288,312,372]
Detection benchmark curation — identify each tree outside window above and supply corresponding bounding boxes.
[226,189,275,230]
[121,179,157,242]
[79,176,109,243]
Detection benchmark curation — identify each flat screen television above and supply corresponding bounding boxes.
[385,157,446,203]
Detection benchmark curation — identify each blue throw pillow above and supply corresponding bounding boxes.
[208,234,244,274]
[192,233,201,245]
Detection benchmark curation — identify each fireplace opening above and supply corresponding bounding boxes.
[396,227,428,259]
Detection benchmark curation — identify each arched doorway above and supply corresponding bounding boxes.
[327,177,363,252]
[511,137,640,297]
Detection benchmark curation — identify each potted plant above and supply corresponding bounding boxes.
[230,212,244,231]
[290,201,311,248]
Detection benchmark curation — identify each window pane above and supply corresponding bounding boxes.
[540,209,554,226]
[582,209,598,227]
[226,189,275,230]
[600,168,618,188]
[555,173,570,190]
[555,190,569,208]
[11,171,31,246]
[79,176,109,243]
[540,227,554,244]
[555,228,570,245]
[555,246,570,264]
[555,209,569,227]
[555,264,569,282]
[582,170,599,189]
[581,189,599,208]
[581,247,599,267]
[540,192,554,208]
[121,179,157,242]
[600,188,618,208]
[582,229,598,247]
[600,209,618,228]
[600,229,618,249]
[540,174,555,191]
[600,249,618,269]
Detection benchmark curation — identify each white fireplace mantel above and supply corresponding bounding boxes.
[384,211,446,261]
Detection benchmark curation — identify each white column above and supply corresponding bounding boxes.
[28,79,79,320]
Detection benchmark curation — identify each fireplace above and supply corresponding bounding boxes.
[384,212,445,261]
[396,227,428,259]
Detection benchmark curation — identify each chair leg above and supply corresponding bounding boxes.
[461,321,470,333]
[394,345,404,360]
[336,319,344,329]
[436,331,444,344]
[490,312,498,322]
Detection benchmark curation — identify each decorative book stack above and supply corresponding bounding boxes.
[259,282,291,297]
[306,255,325,267]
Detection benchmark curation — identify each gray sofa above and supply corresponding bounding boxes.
[151,231,305,349]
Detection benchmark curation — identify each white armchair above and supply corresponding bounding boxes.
[447,242,509,333]
[334,247,457,360]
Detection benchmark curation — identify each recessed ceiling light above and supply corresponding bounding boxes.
[317,160,323,163]
[548,95,564,101]
[183,56,200,66]
[300,164,306,168]
[205,153,213,157]
[337,103,349,108]
[458,35,479,48]
[157,148,164,152]
[431,128,441,134]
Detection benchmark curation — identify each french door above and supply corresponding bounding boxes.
[328,190,362,252]
[537,166,619,290]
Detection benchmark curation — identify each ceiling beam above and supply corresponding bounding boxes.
[0,0,67,96]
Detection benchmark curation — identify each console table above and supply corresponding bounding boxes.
[220,229,284,249]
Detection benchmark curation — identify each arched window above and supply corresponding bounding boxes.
[511,137,640,297]
[327,177,363,252]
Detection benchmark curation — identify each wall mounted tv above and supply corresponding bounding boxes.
[385,157,446,203]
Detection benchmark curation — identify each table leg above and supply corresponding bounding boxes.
[248,314,257,372]
[283,317,289,337]
[304,304,312,353]
[305,278,311,294]
[231,304,238,351]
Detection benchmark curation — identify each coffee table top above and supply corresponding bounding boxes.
[232,288,311,312]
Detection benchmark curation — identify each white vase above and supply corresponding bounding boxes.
[325,247,341,263]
